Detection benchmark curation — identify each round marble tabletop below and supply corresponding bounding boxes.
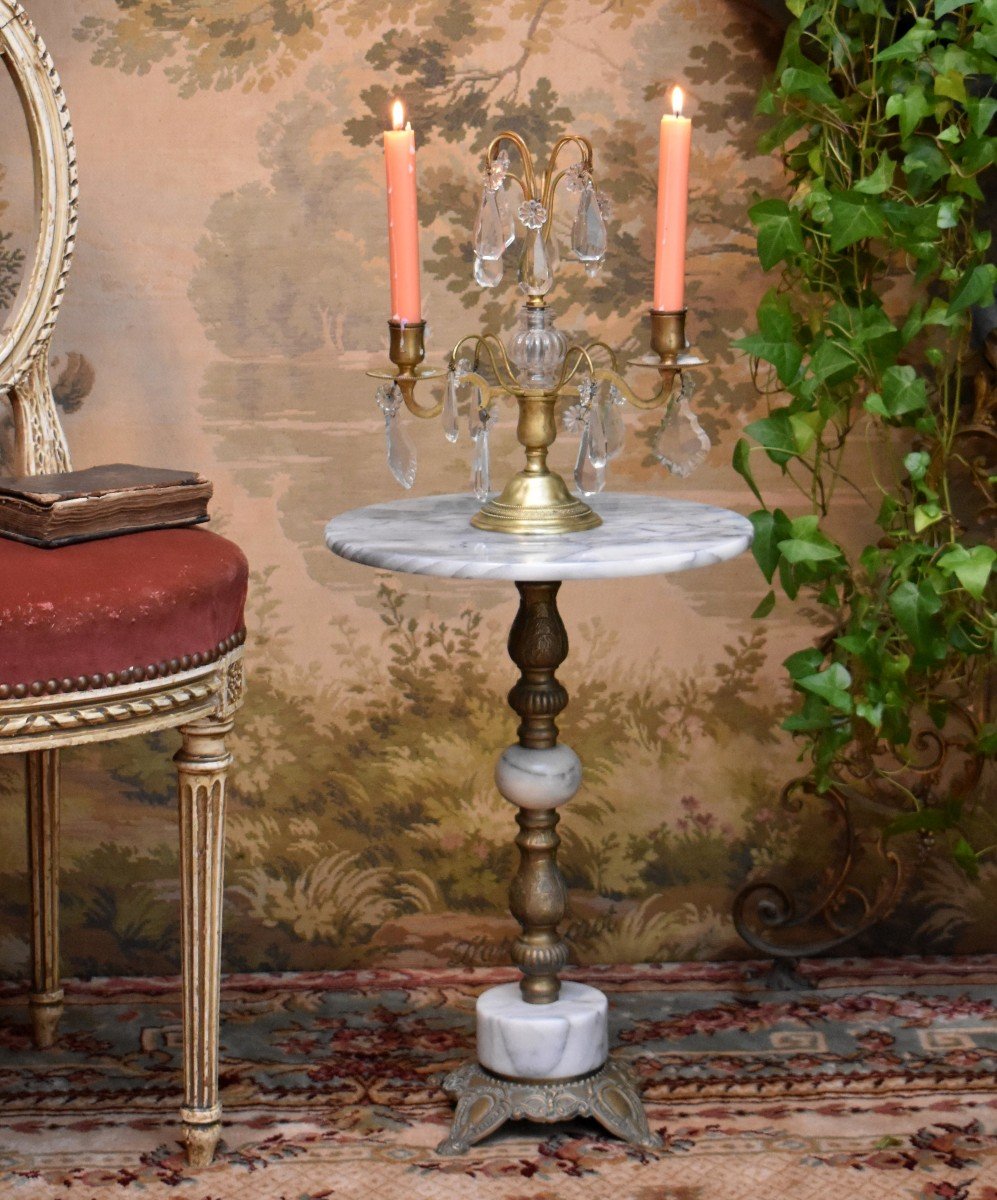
[325,493,753,582]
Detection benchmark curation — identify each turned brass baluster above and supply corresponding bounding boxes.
[506,581,570,1004]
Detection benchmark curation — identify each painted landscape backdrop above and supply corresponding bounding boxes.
[1,0,993,979]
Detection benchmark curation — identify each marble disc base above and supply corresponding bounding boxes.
[476,981,608,1079]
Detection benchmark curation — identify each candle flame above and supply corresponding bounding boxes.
[391,100,405,131]
[671,86,684,117]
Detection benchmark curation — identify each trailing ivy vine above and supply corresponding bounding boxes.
[735,0,996,866]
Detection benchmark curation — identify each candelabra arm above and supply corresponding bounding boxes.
[542,135,594,210]
[368,319,446,418]
[591,366,672,411]
[488,132,537,197]
[556,345,599,391]
[451,332,520,395]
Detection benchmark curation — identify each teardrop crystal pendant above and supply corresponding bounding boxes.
[471,413,491,500]
[474,254,503,288]
[496,183,516,248]
[574,422,605,495]
[571,183,607,262]
[604,388,626,460]
[443,369,460,443]
[654,382,711,479]
[474,189,505,261]
[518,227,553,297]
[376,384,416,489]
[587,400,608,468]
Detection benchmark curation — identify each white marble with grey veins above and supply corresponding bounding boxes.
[477,982,609,1079]
[326,493,753,581]
[494,744,582,811]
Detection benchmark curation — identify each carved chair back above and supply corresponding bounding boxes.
[0,0,76,475]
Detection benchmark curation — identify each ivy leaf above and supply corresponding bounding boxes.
[969,96,997,137]
[853,156,895,195]
[784,647,824,679]
[796,662,853,712]
[874,18,936,63]
[749,199,804,270]
[934,70,967,104]
[828,191,886,251]
[809,338,858,385]
[752,590,776,619]
[864,364,928,422]
[733,439,764,505]
[780,63,839,105]
[889,581,946,662]
[745,412,797,466]
[778,536,843,564]
[748,508,789,582]
[937,544,996,599]
[736,293,803,385]
[953,837,980,880]
[884,806,957,841]
[947,263,997,315]
[935,0,970,14]
[885,87,932,139]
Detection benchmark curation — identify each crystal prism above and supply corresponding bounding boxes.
[376,384,416,489]
[574,423,605,495]
[474,189,505,261]
[471,413,491,500]
[604,390,626,460]
[496,184,516,248]
[474,254,503,288]
[518,228,553,297]
[571,183,607,262]
[587,400,608,468]
[443,369,460,443]
[654,389,710,479]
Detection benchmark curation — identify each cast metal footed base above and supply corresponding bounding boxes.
[436,1059,662,1156]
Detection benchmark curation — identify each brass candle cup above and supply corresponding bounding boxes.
[388,319,427,408]
[649,308,686,385]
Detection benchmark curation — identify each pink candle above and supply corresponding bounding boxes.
[383,100,422,324]
[653,86,692,312]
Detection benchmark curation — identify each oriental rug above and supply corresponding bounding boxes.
[1,957,997,1199]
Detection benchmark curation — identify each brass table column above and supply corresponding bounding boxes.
[436,580,661,1155]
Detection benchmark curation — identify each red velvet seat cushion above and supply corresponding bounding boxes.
[0,528,248,693]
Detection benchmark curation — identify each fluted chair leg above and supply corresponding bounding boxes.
[26,749,63,1048]
[175,716,232,1168]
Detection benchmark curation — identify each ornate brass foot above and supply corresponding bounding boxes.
[436,1060,662,1156]
[181,1112,221,1167]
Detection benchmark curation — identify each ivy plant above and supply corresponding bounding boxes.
[735,0,996,866]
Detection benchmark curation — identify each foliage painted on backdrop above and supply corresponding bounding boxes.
[0,165,23,313]
[3,0,993,979]
[735,0,996,866]
[76,0,780,440]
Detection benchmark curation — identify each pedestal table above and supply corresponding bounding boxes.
[325,492,752,1155]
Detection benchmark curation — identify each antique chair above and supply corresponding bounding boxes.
[0,2,247,1166]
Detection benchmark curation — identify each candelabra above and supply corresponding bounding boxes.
[370,131,710,534]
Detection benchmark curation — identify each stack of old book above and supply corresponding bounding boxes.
[0,464,212,548]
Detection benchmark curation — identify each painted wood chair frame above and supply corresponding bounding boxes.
[0,1,244,1166]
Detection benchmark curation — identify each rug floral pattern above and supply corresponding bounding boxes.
[0,0,994,980]
[2,959,997,1197]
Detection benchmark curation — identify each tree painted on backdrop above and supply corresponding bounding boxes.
[76,0,781,437]
[0,165,24,314]
[734,0,997,869]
